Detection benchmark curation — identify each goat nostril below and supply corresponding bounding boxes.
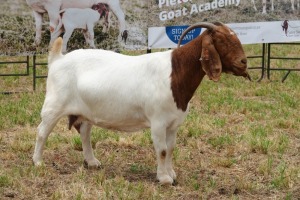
[241,58,247,65]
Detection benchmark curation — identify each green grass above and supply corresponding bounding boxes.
[0,175,11,187]
[0,44,300,199]
[0,92,44,129]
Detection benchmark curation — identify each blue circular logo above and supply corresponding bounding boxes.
[166,25,202,45]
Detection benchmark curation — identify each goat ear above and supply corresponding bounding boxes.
[200,34,222,82]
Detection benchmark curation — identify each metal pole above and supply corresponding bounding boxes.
[257,43,266,82]
[33,54,36,91]
[267,43,271,80]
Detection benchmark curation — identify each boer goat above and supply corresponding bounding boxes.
[26,0,126,45]
[92,3,111,33]
[50,4,110,52]
[251,0,299,14]
[282,20,289,35]
[121,30,128,44]
[33,22,250,185]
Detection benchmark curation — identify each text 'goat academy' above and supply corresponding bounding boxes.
[159,0,241,21]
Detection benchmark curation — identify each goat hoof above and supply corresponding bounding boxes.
[32,160,44,166]
[32,156,44,166]
[168,169,177,180]
[83,159,101,169]
[158,175,173,185]
[172,179,178,186]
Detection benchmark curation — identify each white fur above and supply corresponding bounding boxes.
[26,0,126,45]
[50,8,100,52]
[33,48,188,185]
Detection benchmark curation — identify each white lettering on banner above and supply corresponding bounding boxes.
[159,0,241,21]
[171,28,196,34]
[159,7,188,21]
[159,0,190,8]
[230,25,261,38]
[173,34,193,41]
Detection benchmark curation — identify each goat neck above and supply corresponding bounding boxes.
[171,34,206,112]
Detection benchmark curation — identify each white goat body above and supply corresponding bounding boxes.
[51,8,100,52]
[34,23,250,185]
[46,49,182,131]
[37,43,186,184]
[26,0,125,45]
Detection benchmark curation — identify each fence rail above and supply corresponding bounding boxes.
[33,54,47,91]
[267,43,300,82]
[0,56,30,94]
[1,43,300,93]
[0,56,30,77]
[247,43,267,82]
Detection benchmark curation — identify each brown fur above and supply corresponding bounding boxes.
[121,30,128,44]
[92,3,110,28]
[282,20,289,36]
[200,34,222,81]
[161,150,167,159]
[68,115,81,133]
[171,35,205,111]
[171,23,249,111]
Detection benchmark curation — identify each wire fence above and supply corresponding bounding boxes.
[1,43,300,94]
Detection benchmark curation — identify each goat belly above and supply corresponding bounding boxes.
[93,119,150,132]
[68,112,150,132]
[87,114,150,132]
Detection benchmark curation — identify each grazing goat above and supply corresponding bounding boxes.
[33,22,250,185]
[26,0,126,45]
[251,0,299,14]
[121,30,128,44]
[92,3,110,33]
[282,20,289,35]
[50,4,109,52]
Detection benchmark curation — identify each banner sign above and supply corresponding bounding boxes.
[148,0,300,48]
[149,20,300,48]
[0,0,300,55]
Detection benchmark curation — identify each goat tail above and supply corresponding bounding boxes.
[48,37,63,65]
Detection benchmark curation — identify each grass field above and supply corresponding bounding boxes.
[0,44,300,199]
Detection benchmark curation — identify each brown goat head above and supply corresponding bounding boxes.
[178,22,251,81]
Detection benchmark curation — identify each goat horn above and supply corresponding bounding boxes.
[177,22,218,48]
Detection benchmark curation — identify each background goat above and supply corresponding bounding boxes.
[26,0,126,45]
[33,22,250,185]
[251,0,299,14]
[282,20,289,35]
[121,30,128,44]
[92,3,110,33]
[50,4,110,52]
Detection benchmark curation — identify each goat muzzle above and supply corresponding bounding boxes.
[244,72,252,81]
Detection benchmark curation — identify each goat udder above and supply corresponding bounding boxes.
[68,115,82,133]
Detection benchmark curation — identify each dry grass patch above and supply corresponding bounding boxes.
[1,44,300,199]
